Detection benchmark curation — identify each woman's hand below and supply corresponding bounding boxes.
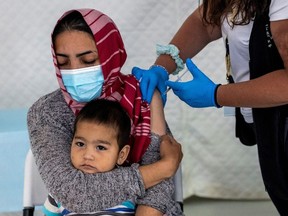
[166,58,219,108]
[139,135,182,189]
[132,65,169,105]
[159,134,183,177]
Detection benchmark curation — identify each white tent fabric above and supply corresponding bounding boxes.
[0,0,269,204]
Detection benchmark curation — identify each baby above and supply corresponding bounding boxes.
[43,99,135,215]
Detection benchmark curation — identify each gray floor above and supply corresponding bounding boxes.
[183,196,279,216]
[0,196,279,216]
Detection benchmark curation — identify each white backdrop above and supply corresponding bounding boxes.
[0,0,269,202]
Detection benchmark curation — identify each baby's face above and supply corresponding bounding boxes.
[70,121,120,174]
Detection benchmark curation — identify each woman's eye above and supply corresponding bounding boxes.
[58,62,68,67]
[57,59,68,66]
[81,53,99,65]
[82,59,97,65]
[96,145,106,151]
[56,56,69,67]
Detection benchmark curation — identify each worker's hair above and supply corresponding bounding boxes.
[202,0,270,27]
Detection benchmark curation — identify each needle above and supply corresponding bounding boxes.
[163,69,189,95]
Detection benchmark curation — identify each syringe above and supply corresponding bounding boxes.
[163,69,189,95]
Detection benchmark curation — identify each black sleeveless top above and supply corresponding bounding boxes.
[249,1,288,198]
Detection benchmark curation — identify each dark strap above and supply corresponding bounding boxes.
[249,1,283,78]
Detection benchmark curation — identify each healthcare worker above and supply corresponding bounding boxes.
[132,0,288,215]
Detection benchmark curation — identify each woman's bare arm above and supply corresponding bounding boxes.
[136,90,183,215]
[154,6,222,74]
[217,19,288,108]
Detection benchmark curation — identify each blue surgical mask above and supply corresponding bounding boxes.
[60,65,104,103]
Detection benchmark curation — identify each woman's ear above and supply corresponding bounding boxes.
[117,145,130,165]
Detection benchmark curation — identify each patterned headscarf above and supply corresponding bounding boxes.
[51,9,150,163]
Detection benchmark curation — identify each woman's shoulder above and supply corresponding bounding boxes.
[28,89,73,123]
[29,89,65,111]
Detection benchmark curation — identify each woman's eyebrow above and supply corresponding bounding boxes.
[76,50,95,57]
[56,53,68,57]
[55,50,97,58]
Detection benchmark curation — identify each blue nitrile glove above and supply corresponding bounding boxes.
[166,58,221,108]
[132,65,169,105]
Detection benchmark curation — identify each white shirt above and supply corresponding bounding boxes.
[221,0,288,123]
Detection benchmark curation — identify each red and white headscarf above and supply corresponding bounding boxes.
[51,9,150,163]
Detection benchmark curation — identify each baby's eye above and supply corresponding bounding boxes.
[75,142,85,147]
[96,145,107,151]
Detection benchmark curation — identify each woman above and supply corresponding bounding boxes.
[28,9,183,216]
[132,0,288,215]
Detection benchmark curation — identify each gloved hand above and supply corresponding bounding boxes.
[166,58,220,108]
[132,65,169,105]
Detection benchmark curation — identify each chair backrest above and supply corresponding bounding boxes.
[23,149,48,216]
[173,165,184,211]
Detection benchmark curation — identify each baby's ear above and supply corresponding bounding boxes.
[117,145,130,165]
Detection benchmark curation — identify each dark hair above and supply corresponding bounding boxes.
[52,10,94,46]
[74,99,131,149]
[202,0,270,27]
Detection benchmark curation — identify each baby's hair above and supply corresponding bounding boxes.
[74,99,131,149]
[52,10,93,46]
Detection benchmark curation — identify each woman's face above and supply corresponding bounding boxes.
[54,30,100,69]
